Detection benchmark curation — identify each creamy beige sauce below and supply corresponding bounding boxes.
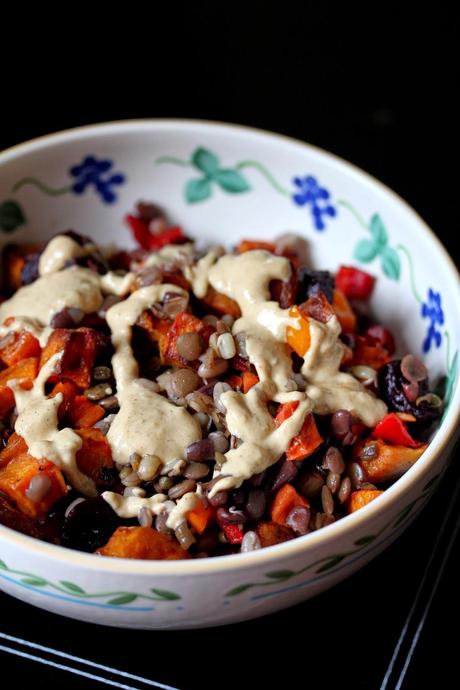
[143,243,195,268]
[0,266,104,326]
[207,249,386,494]
[107,379,202,466]
[184,248,220,298]
[38,235,94,276]
[208,251,311,494]
[301,316,387,427]
[105,284,202,465]
[165,492,200,530]
[8,353,96,496]
[102,491,168,518]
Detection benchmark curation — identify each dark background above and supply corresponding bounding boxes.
[2,6,459,689]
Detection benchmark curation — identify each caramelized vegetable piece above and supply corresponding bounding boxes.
[0,357,39,387]
[275,402,323,461]
[0,327,41,366]
[256,521,295,547]
[352,335,390,369]
[372,412,421,448]
[237,240,276,253]
[136,310,172,363]
[75,428,114,487]
[359,439,427,483]
[97,526,190,559]
[0,386,14,421]
[50,381,78,421]
[336,265,375,301]
[332,288,357,333]
[271,484,309,526]
[0,495,59,542]
[68,395,105,428]
[200,286,241,318]
[164,312,215,369]
[0,454,67,518]
[287,305,311,356]
[299,291,335,324]
[348,489,384,513]
[226,374,243,390]
[0,432,28,469]
[1,243,42,294]
[187,500,214,534]
[242,370,259,393]
[40,328,107,389]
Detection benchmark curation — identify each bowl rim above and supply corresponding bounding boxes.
[1,118,459,576]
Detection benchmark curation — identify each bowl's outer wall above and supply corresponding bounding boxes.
[0,121,459,628]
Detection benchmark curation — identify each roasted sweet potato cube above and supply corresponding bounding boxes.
[97,526,190,559]
[75,428,113,487]
[348,489,384,513]
[0,357,39,387]
[0,432,28,469]
[68,395,105,428]
[359,439,427,483]
[0,327,41,366]
[256,521,295,547]
[136,310,172,363]
[0,495,58,541]
[0,453,67,518]
[49,381,79,421]
[0,386,15,421]
[40,327,107,389]
[164,312,215,369]
[200,286,241,318]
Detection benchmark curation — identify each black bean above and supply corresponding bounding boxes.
[272,460,298,493]
[322,447,345,474]
[216,506,247,524]
[298,469,324,498]
[184,462,210,480]
[209,491,228,507]
[245,489,266,521]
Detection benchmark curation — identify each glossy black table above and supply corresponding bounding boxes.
[1,9,458,688]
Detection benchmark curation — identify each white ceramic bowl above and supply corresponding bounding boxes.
[0,120,459,629]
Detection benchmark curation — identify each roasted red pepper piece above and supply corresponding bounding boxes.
[126,214,186,251]
[336,266,376,301]
[223,524,244,544]
[372,412,421,448]
[275,402,323,461]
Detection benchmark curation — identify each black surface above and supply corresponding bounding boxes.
[2,7,459,690]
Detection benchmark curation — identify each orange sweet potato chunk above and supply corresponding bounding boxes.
[200,286,241,318]
[40,328,106,389]
[97,526,190,560]
[75,428,113,487]
[0,386,15,421]
[348,489,384,513]
[256,521,295,547]
[0,432,28,469]
[0,328,41,366]
[0,453,67,518]
[0,357,39,387]
[359,439,427,483]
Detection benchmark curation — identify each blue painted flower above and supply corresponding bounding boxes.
[69,156,125,203]
[292,175,336,231]
[421,288,444,353]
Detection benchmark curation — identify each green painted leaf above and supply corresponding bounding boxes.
[107,593,138,605]
[316,555,345,573]
[226,584,252,596]
[185,177,212,203]
[445,351,458,407]
[369,213,388,246]
[0,559,6,570]
[215,169,250,193]
[380,245,401,280]
[422,474,441,493]
[21,576,47,586]
[150,588,180,600]
[265,569,295,580]
[393,501,416,527]
[353,239,379,263]
[0,200,26,232]
[59,581,85,594]
[191,148,220,176]
[354,535,377,546]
